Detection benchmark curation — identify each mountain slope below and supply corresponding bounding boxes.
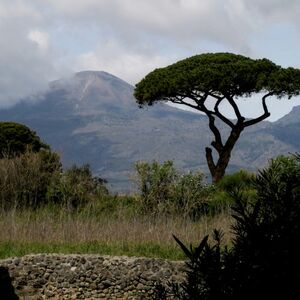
[0,71,298,192]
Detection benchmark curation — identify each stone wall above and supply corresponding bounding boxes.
[0,254,186,299]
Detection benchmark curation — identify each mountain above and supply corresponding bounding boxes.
[264,105,300,150]
[0,71,298,192]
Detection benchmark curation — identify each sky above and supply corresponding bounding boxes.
[1,0,300,121]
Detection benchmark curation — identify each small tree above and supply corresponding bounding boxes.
[134,53,300,183]
[0,121,49,158]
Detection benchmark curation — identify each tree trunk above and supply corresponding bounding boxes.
[206,127,243,184]
[211,149,232,183]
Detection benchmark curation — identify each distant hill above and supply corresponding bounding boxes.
[0,71,298,192]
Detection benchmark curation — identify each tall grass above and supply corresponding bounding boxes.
[0,204,232,260]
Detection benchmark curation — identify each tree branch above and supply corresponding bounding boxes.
[206,147,216,176]
[214,99,235,128]
[188,93,226,151]
[207,114,224,152]
[190,91,209,108]
[211,141,223,153]
[172,97,200,110]
[244,92,273,127]
[224,92,244,122]
[203,92,235,128]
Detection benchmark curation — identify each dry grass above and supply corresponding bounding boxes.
[0,206,233,248]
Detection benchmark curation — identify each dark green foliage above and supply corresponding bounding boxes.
[0,122,49,158]
[135,53,300,104]
[0,123,108,209]
[47,164,108,208]
[171,230,230,300]
[216,169,254,192]
[154,230,230,300]
[0,123,61,209]
[161,154,300,299]
[137,53,266,103]
[229,154,300,299]
[0,153,108,210]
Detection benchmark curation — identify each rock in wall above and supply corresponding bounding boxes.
[0,254,186,299]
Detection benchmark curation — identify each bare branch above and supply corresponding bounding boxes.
[207,114,224,151]
[169,91,226,153]
[189,93,225,150]
[200,92,235,128]
[244,92,273,127]
[214,99,235,128]
[211,141,223,153]
[208,92,223,100]
[172,98,200,110]
[224,92,244,121]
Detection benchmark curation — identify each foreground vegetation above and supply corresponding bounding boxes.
[157,154,300,299]
[2,121,300,298]
[0,155,233,259]
[0,127,237,259]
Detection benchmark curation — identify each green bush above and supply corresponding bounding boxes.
[0,123,110,211]
[171,172,211,219]
[135,160,210,218]
[47,164,108,209]
[135,160,178,212]
[77,194,141,219]
[209,170,256,213]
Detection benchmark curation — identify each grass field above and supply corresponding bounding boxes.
[0,205,232,260]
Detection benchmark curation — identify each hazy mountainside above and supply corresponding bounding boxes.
[0,71,298,192]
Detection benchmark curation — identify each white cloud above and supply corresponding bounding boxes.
[0,1,68,107]
[46,0,300,49]
[0,0,41,21]
[73,39,175,84]
[28,30,49,52]
[42,0,256,51]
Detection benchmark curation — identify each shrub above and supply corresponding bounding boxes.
[171,172,211,219]
[0,150,61,209]
[47,164,108,209]
[134,161,210,217]
[209,170,256,213]
[161,154,300,299]
[135,161,178,213]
